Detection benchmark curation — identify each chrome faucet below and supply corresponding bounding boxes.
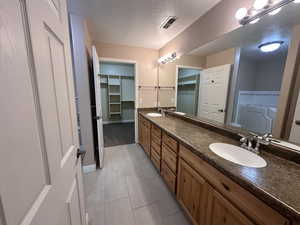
[238,132,272,154]
[158,108,166,117]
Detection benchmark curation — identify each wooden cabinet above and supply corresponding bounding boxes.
[162,132,178,152]
[177,158,208,225]
[162,143,177,173]
[138,116,151,156]
[206,186,256,225]
[139,114,291,225]
[150,124,162,171]
[161,161,176,193]
[179,144,290,225]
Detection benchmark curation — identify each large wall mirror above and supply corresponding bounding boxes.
[158,2,300,147]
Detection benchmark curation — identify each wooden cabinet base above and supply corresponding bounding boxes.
[161,161,176,193]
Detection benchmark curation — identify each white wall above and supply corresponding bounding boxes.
[100,62,135,76]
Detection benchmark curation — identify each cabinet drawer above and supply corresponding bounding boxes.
[162,132,178,153]
[152,133,161,145]
[151,150,161,171]
[161,161,176,194]
[151,124,162,138]
[162,143,177,173]
[179,144,289,225]
[151,141,161,156]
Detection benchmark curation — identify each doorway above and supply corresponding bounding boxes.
[99,59,136,147]
[176,66,201,115]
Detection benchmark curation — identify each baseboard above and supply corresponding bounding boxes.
[103,120,134,125]
[86,213,89,225]
[82,164,96,174]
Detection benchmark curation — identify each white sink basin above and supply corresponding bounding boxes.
[147,113,162,117]
[174,112,186,116]
[209,143,267,168]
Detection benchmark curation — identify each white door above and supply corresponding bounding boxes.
[92,46,105,168]
[289,91,300,144]
[198,64,231,123]
[0,0,86,225]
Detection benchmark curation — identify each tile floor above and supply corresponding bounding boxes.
[84,144,192,225]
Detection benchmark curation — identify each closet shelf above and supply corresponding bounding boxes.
[178,73,200,79]
[110,102,121,105]
[178,80,197,86]
[109,112,121,115]
[109,93,121,95]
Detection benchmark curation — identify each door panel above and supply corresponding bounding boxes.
[206,188,255,225]
[198,65,231,123]
[92,46,104,168]
[0,0,86,224]
[177,159,207,225]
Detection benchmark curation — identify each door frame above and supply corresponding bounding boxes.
[175,65,202,110]
[98,57,139,145]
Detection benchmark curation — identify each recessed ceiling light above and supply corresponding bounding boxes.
[235,8,248,20]
[253,0,269,10]
[269,8,281,15]
[250,18,260,24]
[259,41,284,52]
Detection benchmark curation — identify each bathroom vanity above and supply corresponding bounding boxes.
[138,111,300,225]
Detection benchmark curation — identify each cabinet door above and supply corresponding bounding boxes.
[138,117,143,145]
[206,187,256,225]
[144,125,151,156]
[177,159,207,225]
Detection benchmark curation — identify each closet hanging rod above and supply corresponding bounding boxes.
[138,85,158,89]
[158,86,175,90]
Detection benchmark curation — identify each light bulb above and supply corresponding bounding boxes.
[259,41,284,52]
[253,0,269,10]
[250,18,260,24]
[235,8,248,20]
[269,8,281,15]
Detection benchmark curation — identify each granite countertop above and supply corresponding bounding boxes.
[139,111,300,221]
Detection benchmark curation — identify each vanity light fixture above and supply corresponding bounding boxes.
[268,7,281,15]
[235,8,248,20]
[253,0,269,10]
[259,41,284,52]
[250,18,260,24]
[235,0,294,25]
[158,52,178,64]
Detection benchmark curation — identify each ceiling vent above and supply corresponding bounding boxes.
[160,16,177,29]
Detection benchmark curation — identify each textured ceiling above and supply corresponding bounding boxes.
[78,0,221,49]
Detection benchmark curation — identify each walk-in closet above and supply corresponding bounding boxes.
[100,61,135,147]
[176,67,201,115]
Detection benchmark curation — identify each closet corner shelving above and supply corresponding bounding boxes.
[108,75,122,118]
